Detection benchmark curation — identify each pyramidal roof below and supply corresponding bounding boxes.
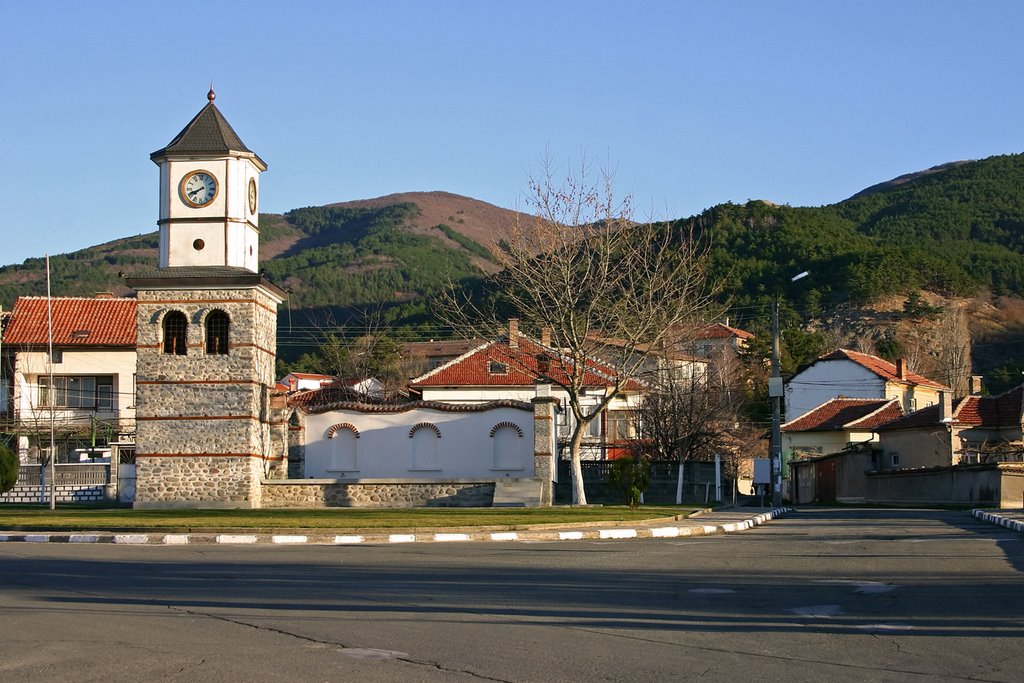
[150,89,265,168]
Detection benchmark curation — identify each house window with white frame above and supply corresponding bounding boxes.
[38,376,115,411]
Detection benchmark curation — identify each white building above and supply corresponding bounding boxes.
[2,295,137,463]
[785,349,948,422]
[408,327,645,460]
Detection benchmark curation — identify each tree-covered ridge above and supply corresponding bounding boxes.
[261,204,486,319]
[694,154,1024,331]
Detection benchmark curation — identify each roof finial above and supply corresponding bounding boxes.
[208,83,216,103]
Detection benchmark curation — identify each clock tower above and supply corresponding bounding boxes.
[150,88,265,271]
[128,90,285,508]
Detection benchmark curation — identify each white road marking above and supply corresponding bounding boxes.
[339,648,407,661]
[791,604,844,618]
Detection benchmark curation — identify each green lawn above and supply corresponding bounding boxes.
[0,505,699,532]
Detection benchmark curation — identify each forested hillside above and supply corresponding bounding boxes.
[1,156,1023,385]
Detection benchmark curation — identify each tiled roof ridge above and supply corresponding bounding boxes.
[13,295,133,300]
[845,398,903,428]
[821,348,949,390]
[296,398,534,415]
[781,396,892,431]
[409,338,497,384]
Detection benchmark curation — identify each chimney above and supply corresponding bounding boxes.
[508,318,519,349]
[540,326,552,347]
[938,391,952,423]
[969,375,984,396]
[896,358,906,380]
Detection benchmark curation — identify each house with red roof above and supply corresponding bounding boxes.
[782,397,904,460]
[1,295,137,466]
[875,384,1024,470]
[691,322,755,358]
[785,349,949,423]
[408,324,646,459]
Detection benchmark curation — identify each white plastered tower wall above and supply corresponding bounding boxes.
[157,156,262,271]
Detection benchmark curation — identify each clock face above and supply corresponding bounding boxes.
[180,171,218,207]
[248,178,257,214]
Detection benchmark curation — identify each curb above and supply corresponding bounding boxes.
[0,507,793,546]
[972,509,1024,533]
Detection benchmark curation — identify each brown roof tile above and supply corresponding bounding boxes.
[409,336,643,391]
[817,349,949,390]
[3,296,136,346]
[783,398,902,432]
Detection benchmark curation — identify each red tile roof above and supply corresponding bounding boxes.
[783,398,903,433]
[693,323,755,340]
[409,336,643,390]
[877,385,1023,431]
[816,349,949,390]
[2,296,136,346]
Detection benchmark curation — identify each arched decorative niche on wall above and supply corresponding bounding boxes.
[491,422,524,470]
[326,423,359,472]
[409,422,441,470]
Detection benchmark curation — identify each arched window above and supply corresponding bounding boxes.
[205,310,230,355]
[162,311,187,355]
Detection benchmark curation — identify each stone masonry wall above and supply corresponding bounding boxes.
[133,285,278,507]
[261,481,495,508]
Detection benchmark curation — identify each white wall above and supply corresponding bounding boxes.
[302,405,536,480]
[785,361,883,421]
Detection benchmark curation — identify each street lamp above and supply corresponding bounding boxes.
[769,270,809,508]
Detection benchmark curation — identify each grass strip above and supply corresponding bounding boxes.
[0,505,699,532]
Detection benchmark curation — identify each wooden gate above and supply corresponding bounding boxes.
[814,458,837,503]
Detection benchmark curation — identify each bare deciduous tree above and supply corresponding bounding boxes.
[444,159,719,505]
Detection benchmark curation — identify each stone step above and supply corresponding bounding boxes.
[492,478,543,507]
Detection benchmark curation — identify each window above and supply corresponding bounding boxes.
[891,453,900,467]
[205,310,230,355]
[488,361,508,375]
[606,410,635,441]
[163,311,188,355]
[39,376,114,410]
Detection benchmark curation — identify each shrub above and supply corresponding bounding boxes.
[609,454,650,511]
[0,443,18,494]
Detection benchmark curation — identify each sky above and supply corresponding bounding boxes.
[2,1,1023,267]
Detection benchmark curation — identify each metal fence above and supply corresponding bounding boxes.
[16,464,110,487]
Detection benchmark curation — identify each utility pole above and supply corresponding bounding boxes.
[769,299,783,508]
[769,271,808,509]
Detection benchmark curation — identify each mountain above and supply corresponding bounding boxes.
[0,192,528,321]
[2,158,1024,384]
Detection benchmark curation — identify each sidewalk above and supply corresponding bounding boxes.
[0,507,792,546]
[972,508,1024,533]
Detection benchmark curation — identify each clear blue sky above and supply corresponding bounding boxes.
[2,1,1022,267]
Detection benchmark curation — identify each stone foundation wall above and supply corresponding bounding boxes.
[261,480,495,508]
[135,456,263,507]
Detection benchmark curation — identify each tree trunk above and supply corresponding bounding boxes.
[569,424,588,506]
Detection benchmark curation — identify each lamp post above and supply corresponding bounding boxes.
[769,271,808,508]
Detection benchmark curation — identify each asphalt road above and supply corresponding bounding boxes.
[1,508,1021,682]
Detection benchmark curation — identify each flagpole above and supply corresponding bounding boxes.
[46,254,55,511]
